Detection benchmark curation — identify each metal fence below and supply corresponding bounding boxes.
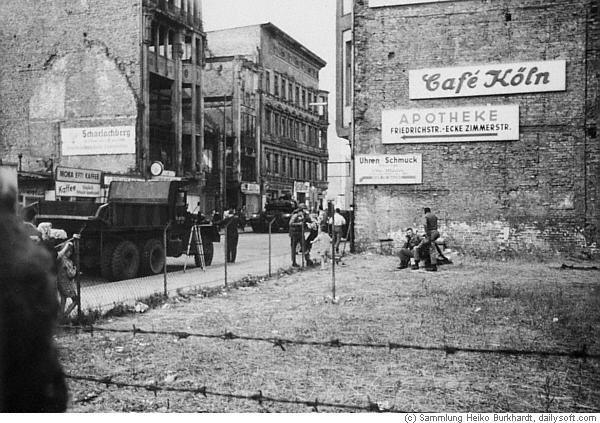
[68,220,353,320]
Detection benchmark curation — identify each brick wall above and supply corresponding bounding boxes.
[0,0,142,174]
[352,0,599,256]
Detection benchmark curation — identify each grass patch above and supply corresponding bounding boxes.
[56,254,600,412]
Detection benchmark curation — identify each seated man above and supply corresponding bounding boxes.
[397,227,421,270]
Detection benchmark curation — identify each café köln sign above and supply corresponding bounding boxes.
[409,60,566,99]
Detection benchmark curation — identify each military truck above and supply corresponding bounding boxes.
[248,198,298,233]
[28,180,220,281]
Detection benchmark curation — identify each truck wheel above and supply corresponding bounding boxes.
[100,242,116,280]
[111,241,140,281]
[140,238,165,275]
[195,241,214,267]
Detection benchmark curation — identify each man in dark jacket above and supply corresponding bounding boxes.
[222,207,240,263]
[397,228,421,270]
[0,168,68,412]
[288,204,313,267]
[414,207,440,272]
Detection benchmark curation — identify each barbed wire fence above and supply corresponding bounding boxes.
[58,322,598,412]
[65,373,389,412]
[59,324,598,360]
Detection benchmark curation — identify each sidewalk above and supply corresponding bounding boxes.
[79,234,293,313]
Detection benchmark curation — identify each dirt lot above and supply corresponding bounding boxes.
[56,253,600,413]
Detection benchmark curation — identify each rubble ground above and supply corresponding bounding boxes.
[56,253,600,412]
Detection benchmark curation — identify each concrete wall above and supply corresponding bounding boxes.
[352,0,600,257]
[0,0,142,175]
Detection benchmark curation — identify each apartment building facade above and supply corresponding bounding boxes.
[205,23,329,214]
[336,0,600,256]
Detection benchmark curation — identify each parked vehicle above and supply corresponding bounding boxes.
[28,180,220,281]
[249,198,298,233]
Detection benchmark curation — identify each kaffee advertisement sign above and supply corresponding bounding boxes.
[355,154,422,185]
[382,105,519,144]
[56,166,102,184]
[409,60,566,99]
[55,181,102,198]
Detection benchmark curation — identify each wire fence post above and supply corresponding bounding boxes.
[163,222,170,297]
[268,218,276,277]
[331,222,336,301]
[301,222,305,268]
[74,234,82,321]
[223,220,230,288]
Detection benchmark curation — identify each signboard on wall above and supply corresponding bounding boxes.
[370,0,452,6]
[56,166,102,184]
[294,181,310,193]
[355,154,422,185]
[55,181,102,198]
[409,60,566,99]
[382,105,519,144]
[241,183,260,195]
[61,126,136,156]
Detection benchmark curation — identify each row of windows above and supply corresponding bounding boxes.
[265,152,327,182]
[265,110,325,149]
[148,22,202,65]
[264,70,323,112]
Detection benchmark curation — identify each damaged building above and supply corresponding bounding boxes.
[0,0,206,206]
[336,0,600,256]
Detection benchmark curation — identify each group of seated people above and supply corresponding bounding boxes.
[396,227,451,272]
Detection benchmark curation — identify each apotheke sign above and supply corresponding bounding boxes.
[409,60,566,99]
[370,0,452,6]
[382,105,519,144]
[355,154,422,185]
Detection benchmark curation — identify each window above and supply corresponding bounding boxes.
[342,0,352,15]
[282,156,287,176]
[302,89,306,109]
[196,37,202,66]
[295,86,300,105]
[274,154,279,174]
[281,78,286,100]
[274,75,279,96]
[265,111,271,135]
[344,31,352,107]
[265,71,271,94]
[288,82,293,102]
[296,158,300,179]
[266,153,271,173]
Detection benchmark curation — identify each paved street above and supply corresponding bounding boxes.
[78,231,294,313]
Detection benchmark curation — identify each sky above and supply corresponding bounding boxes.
[202,0,349,162]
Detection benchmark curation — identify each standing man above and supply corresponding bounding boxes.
[289,204,312,267]
[328,208,347,254]
[397,228,421,270]
[414,207,440,272]
[222,207,240,263]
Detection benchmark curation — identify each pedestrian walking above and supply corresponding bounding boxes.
[222,207,240,263]
[328,208,347,254]
[289,204,313,267]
